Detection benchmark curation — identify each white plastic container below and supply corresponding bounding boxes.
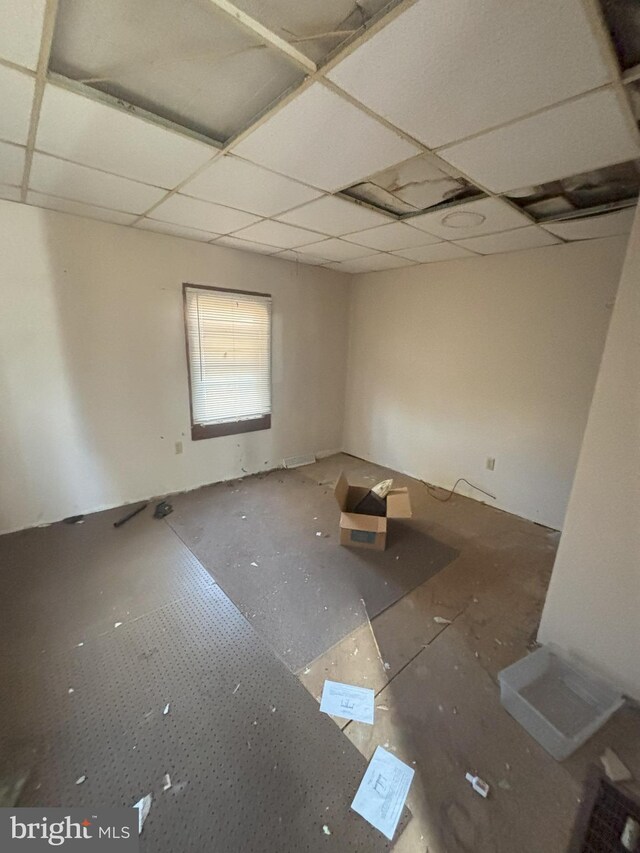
[498,645,624,760]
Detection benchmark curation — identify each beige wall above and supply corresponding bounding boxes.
[0,201,349,534]
[344,237,628,529]
[538,207,640,699]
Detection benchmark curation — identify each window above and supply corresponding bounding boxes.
[183,284,272,440]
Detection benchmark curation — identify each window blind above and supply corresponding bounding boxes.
[184,286,272,426]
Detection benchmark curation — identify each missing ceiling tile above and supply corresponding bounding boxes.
[506,160,640,221]
[49,0,306,143]
[226,0,396,64]
[600,0,640,71]
[341,152,485,216]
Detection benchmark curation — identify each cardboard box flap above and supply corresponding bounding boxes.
[340,512,387,533]
[386,488,412,519]
[334,472,350,510]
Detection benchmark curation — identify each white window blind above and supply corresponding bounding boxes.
[184,286,271,426]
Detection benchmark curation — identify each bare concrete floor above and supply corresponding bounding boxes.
[296,454,640,852]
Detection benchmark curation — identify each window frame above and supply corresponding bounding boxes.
[182,283,272,441]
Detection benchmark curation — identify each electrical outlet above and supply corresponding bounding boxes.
[175,441,183,455]
[486,456,495,471]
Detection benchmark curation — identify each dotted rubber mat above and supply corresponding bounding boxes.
[0,510,402,851]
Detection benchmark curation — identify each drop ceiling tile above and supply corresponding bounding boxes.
[213,235,282,255]
[150,194,259,234]
[454,226,561,254]
[181,155,321,217]
[275,250,332,266]
[392,242,478,263]
[276,194,391,236]
[135,219,217,242]
[27,191,138,225]
[230,219,324,249]
[344,221,441,251]
[541,207,636,241]
[294,238,377,262]
[0,141,25,185]
[232,82,419,192]
[328,0,611,149]
[36,83,216,188]
[0,184,21,201]
[408,197,531,239]
[439,89,640,194]
[0,64,35,145]
[29,152,166,213]
[332,254,417,274]
[0,0,46,69]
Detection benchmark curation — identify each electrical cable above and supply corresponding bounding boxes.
[421,477,496,503]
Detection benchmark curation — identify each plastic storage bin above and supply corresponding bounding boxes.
[498,645,624,760]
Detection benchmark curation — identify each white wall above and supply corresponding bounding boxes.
[538,208,640,700]
[0,201,349,534]
[344,237,628,529]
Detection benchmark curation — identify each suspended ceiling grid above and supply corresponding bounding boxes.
[0,0,638,275]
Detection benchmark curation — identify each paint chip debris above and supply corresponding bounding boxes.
[163,703,170,716]
[376,705,389,711]
[75,775,86,785]
[76,642,84,647]
[383,662,391,671]
[601,747,632,782]
[162,774,172,792]
[322,825,331,836]
[233,683,240,694]
[114,622,122,628]
[433,616,452,625]
[250,561,258,567]
[133,794,152,834]
[68,688,74,694]
[465,773,490,798]
[316,532,322,537]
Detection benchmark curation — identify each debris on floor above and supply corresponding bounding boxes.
[351,746,414,840]
[75,775,86,785]
[233,683,240,694]
[153,500,173,520]
[433,616,452,625]
[133,794,152,834]
[601,747,632,782]
[320,680,375,724]
[114,622,122,628]
[113,502,148,529]
[322,824,332,835]
[162,773,172,792]
[163,703,170,716]
[465,772,490,798]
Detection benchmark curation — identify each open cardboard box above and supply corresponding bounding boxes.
[334,472,412,550]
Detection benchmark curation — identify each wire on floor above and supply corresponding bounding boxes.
[421,478,496,503]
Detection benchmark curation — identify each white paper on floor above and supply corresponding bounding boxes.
[320,680,375,724]
[351,746,414,840]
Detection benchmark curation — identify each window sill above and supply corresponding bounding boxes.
[191,414,271,440]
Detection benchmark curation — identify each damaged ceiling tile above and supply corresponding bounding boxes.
[341,152,484,216]
[540,206,636,240]
[49,0,305,143]
[506,159,640,221]
[226,0,394,63]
